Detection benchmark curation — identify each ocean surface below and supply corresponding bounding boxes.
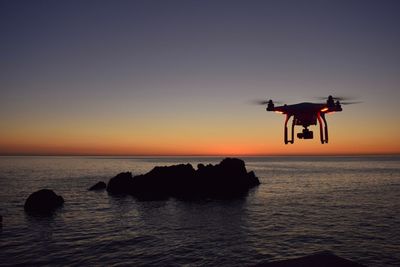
[0,156,399,266]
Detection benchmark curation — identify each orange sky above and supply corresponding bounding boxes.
[1,108,399,156]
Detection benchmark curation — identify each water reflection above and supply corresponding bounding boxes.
[24,208,66,238]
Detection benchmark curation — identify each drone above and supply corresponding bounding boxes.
[257,96,359,144]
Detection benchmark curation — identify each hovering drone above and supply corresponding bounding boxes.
[257,96,358,144]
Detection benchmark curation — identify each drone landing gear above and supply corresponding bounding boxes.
[284,115,294,144]
[317,112,328,144]
[284,114,329,144]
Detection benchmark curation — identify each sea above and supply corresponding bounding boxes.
[0,156,399,266]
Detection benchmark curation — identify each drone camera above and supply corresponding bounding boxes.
[297,129,313,139]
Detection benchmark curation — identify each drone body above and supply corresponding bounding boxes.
[265,96,343,144]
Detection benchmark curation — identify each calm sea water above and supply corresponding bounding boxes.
[0,156,399,266]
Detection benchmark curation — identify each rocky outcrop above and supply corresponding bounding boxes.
[130,163,196,200]
[88,181,106,191]
[195,158,260,198]
[107,158,260,200]
[24,189,64,214]
[254,251,365,267]
[106,172,135,194]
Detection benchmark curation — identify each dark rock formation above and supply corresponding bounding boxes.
[194,158,260,198]
[131,163,196,200]
[24,189,64,214]
[254,251,365,267]
[88,181,106,191]
[107,158,260,200]
[106,172,135,194]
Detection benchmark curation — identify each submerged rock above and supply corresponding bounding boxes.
[107,158,260,200]
[254,251,365,267]
[24,189,64,214]
[88,181,106,191]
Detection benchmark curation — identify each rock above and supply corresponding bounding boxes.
[24,189,64,214]
[106,172,135,194]
[88,181,106,191]
[194,158,260,198]
[131,164,196,200]
[254,251,365,267]
[107,158,260,200]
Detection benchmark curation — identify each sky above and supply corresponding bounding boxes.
[1,0,399,156]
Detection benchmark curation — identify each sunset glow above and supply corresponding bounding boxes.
[1,1,399,156]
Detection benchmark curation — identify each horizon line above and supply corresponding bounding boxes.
[1,152,399,157]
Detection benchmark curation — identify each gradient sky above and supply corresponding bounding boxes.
[1,0,399,156]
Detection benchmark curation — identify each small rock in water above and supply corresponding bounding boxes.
[24,189,64,214]
[88,181,106,191]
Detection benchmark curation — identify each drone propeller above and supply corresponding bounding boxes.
[315,96,362,106]
[251,100,269,105]
[251,99,283,105]
[340,101,363,105]
[315,96,356,101]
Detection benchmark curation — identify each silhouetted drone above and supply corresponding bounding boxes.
[256,96,360,144]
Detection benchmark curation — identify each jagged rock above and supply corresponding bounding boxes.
[24,189,64,214]
[194,158,260,198]
[132,164,196,200]
[106,172,135,194]
[107,158,260,200]
[254,251,365,267]
[88,181,106,191]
